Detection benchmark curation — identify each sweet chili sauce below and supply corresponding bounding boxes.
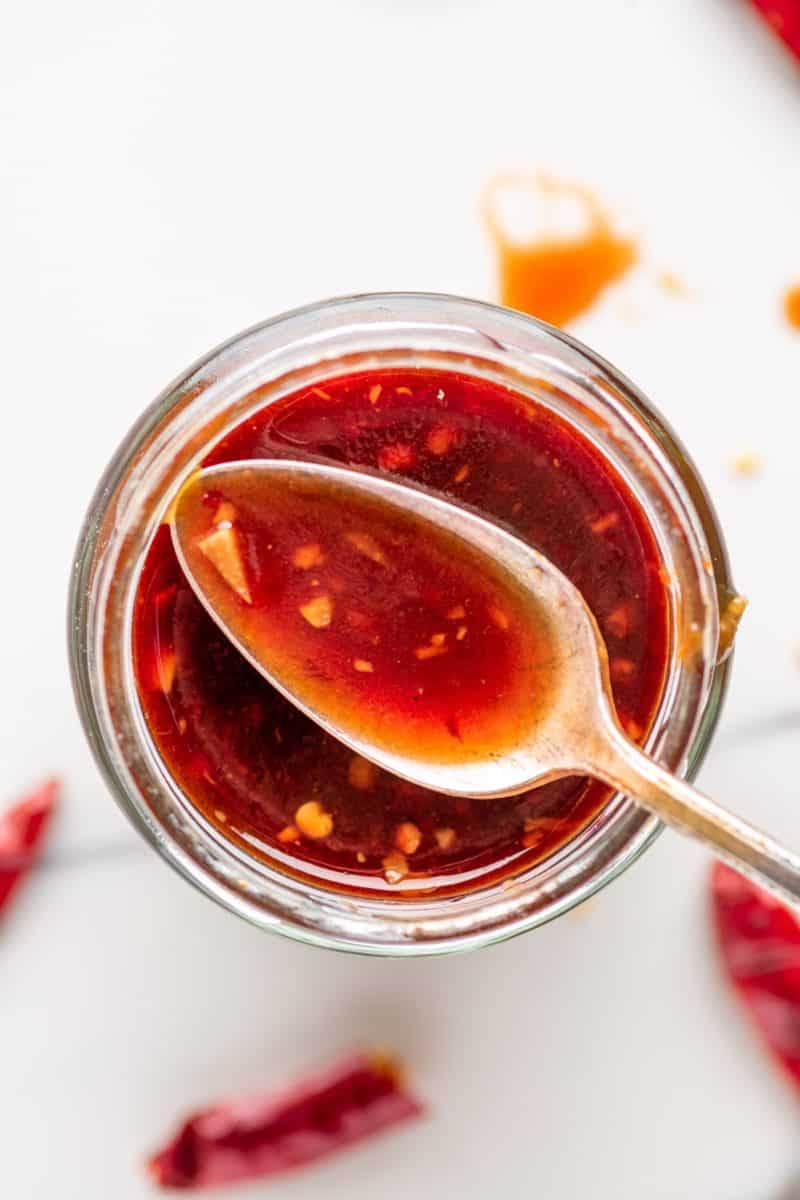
[173,468,560,768]
[133,369,670,895]
[484,175,637,326]
[784,284,800,331]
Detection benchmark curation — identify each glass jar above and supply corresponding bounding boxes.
[69,293,733,955]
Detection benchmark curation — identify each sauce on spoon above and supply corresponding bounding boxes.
[175,459,800,912]
[173,464,561,767]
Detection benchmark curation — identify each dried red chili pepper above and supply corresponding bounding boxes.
[748,0,800,60]
[711,862,800,1092]
[0,779,58,917]
[148,1051,423,1189]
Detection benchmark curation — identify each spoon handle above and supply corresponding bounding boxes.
[591,723,800,909]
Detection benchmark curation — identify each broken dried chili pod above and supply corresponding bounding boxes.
[148,1051,423,1189]
[711,861,800,1092]
[748,0,800,61]
[0,779,58,917]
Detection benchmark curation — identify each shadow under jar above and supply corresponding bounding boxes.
[69,294,733,955]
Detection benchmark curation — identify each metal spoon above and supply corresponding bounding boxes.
[171,458,800,907]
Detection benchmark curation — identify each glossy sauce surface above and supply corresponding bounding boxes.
[134,369,670,894]
[173,467,559,767]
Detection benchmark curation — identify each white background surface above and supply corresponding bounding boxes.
[2,2,799,1196]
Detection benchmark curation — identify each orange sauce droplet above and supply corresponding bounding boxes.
[657,271,687,298]
[484,174,637,327]
[784,284,800,331]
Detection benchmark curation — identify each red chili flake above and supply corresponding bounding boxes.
[711,862,800,1092]
[747,0,800,60]
[0,779,58,917]
[148,1051,423,1189]
[377,442,416,472]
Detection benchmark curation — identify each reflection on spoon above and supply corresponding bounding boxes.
[171,459,800,909]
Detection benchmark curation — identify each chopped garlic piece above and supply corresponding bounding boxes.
[414,644,448,661]
[348,755,378,790]
[394,822,422,855]
[197,526,252,603]
[382,851,409,884]
[292,542,325,569]
[426,426,456,455]
[488,605,510,631]
[295,800,333,839]
[344,530,387,565]
[299,594,333,628]
[590,512,619,535]
[434,827,456,850]
[212,500,237,525]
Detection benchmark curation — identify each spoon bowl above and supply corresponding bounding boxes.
[172,458,800,908]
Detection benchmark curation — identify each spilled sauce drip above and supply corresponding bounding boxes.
[718,592,748,663]
[784,285,800,331]
[484,174,637,326]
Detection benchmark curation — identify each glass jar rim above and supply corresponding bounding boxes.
[69,292,733,955]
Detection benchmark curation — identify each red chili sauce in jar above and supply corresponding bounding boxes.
[133,369,670,895]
